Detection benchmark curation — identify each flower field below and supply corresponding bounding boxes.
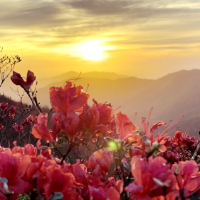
[1,66,200,199]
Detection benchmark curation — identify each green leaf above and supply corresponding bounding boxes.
[17,194,30,200]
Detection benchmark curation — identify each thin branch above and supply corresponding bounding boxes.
[24,90,41,114]
[191,131,200,160]
[33,177,43,200]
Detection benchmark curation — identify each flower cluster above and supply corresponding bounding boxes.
[159,131,199,163]
[0,70,200,200]
[0,144,123,200]
[0,101,37,147]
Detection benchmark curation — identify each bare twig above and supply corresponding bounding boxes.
[191,131,200,160]
[0,52,21,88]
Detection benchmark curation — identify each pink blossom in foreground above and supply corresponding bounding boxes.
[125,156,176,199]
[50,81,89,114]
[116,112,140,143]
[11,70,36,90]
[32,113,53,142]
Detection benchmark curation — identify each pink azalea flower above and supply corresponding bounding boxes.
[24,144,37,156]
[0,102,8,110]
[43,167,82,200]
[50,81,89,114]
[11,70,36,90]
[61,111,80,139]
[32,113,53,142]
[88,149,113,180]
[78,100,114,136]
[125,156,176,199]
[116,112,140,142]
[172,160,200,197]
[0,152,30,199]
[8,105,16,119]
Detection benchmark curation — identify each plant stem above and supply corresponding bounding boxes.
[34,177,42,200]
[25,90,41,114]
[59,142,74,165]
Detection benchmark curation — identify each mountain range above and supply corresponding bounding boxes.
[1,69,200,137]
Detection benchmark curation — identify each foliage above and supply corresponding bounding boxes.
[17,194,30,200]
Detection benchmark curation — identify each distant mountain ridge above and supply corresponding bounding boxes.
[1,69,200,137]
[37,71,129,88]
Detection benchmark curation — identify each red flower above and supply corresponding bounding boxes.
[50,81,89,114]
[150,121,166,134]
[0,124,4,130]
[61,111,80,139]
[12,123,19,132]
[92,99,114,126]
[141,117,167,143]
[78,104,94,130]
[174,131,197,149]
[11,70,36,90]
[106,186,121,200]
[24,144,37,156]
[160,132,198,163]
[88,186,106,200]
[88,149,113,180]
[41,149,52,159]
[8,106,16,119]
[87,177,122,200]
[131,147,146,158]
[32,112,79,141]
[116,112,139,142]
[125,156,176,199]
[79,100,115,136]
[0,102,8,110]
[51,112,62,140]
[44,168,82,200]
[18,155,46,191]
[172,160,200,197]
[22,115,35,126]
[32,113,53,142]
[72,163,88,186]
[0,152,29,199]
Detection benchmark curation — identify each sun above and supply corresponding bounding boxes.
[51,39,115,60]
[79,41,104,61]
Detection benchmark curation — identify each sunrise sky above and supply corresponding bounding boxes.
[1,0,200,79]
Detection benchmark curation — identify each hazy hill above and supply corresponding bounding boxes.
[2,69,200,137]
[37,71,128,88]
[0,94,20,107]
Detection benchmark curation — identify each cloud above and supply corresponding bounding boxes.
[63,0,200,19]
[1,0,199,31]
[0,1,69,28]
[62,0,133,15]
[1,0,200,34]
[1,0,200,53]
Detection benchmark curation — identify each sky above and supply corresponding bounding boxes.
[1,0,200,79]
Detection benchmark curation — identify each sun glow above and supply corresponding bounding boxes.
[50,39,115,61]
[79,41,105,61]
